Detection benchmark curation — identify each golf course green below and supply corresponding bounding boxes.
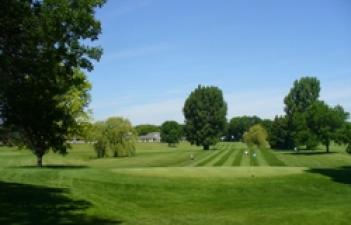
[0,142,350,225]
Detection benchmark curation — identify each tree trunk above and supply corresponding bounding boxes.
[326,144,330,153]
[203,145,210,150]
[37,154,43,167]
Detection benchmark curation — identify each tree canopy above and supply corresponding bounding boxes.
[305,101,349,152]
[0,0,105,166]
[183,85,227,150]
[93,117,137,158]
[160,121,183,147]
[284,76,321,149]
[337,122,351,153]
[243,124,270,149]
[227,116,262,141]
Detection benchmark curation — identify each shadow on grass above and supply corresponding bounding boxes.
[12,165,89,170]
[287,151,337,156]
[0,182,122,225]
[307,166,351,185]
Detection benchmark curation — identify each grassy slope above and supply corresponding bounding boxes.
[0,142,351,225]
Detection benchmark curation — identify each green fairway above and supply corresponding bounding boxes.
[0,142,350,225]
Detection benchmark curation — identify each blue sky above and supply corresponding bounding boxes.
[88,0,351,125]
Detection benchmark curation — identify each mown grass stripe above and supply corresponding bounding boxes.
[214,149,234,167]
[186,150,214,167]
[260,149,286,167]
[207,145,232,166]
[249,148,259,167]
[187,142,229,167]
[232,148,245,166]
[254,148,269,166]
[195,150,225,167]
[223,147,239,166]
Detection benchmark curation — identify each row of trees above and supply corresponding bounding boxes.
[223,77,350,153]
[146,80,350,153]
[0,1,349,165]
[270,77,349,152]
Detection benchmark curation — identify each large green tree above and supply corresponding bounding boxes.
[269,116,295,149]
[160,121,183,147]
[183,85,227,150]
[337,122,351,153]
[283,76,321,149]
[305,101,349,153]
[0,0,105,166]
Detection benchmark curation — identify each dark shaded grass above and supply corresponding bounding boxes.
[232,148,245,166]
[307,166,351,185]
[12,165,89,170]
[0,181,121,225]
[214,149,234,167]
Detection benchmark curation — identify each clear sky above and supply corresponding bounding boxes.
[88,0,351,125]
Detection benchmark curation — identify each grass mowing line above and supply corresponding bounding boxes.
[223,146,240,166]
[184,150,214,167]
[207,146,232,166]
[213,149,235,167]
[253,148,269,166]
[249,148,259,167]
[195,150,226,167]
[187,142,229,167]
[232,148,245,166]
[260,149,286,167]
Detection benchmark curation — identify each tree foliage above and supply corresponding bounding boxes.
[227,116,262,141]
[336,123,351,153]
[336,122,351,153]
[284,77,320,115]
[91,121,107,158]
[93,117,137,158]
[269,116,293,149]
[183,85,227,150]
[160,121,183,147]
[0,0,105,166]
[305,101,349,152]
[283,76,321,149]
[243,124,270,149]
[134,124,160,136]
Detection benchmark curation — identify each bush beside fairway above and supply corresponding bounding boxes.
[0,142,351,225]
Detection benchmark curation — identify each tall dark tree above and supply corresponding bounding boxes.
[336,122,351,153]
[0,0,105,166]
[160,121,183,147]
[284,77,321,148]
[183,85,227,150]
[284,77,320,115]
[305,101,349,153]
[269,116,295,149]
[227,116,262,141]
